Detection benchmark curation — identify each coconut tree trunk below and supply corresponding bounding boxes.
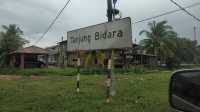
[154,47,158,66]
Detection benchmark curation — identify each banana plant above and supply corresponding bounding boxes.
[82,51,105,68]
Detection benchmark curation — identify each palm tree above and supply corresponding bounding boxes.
[0,24,28,67]
[139,21,177,64]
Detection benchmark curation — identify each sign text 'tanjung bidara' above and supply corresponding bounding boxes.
[67,17,132,51]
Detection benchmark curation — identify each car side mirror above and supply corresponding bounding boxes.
[169,69,200,112]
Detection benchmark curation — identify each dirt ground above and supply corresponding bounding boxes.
[0,75,46,80]
[0,75,75,81]
[0,75,20,80]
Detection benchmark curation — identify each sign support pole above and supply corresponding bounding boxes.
[110,49,116,96]
[106,0,114,103]
[106,55,112,103]
[77,53,81,93]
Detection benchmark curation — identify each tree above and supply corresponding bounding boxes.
[0,24,28,67]
[139,21,177,65]
[174,38,200,64]
[164,37,200,68]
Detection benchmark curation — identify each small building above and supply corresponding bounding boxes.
[58,40,68,67]
[46,45,59,66]
[10,46,48,69]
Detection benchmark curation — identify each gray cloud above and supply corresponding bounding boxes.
[0,0,199,48]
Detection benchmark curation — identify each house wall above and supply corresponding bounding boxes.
[46,46,59,66]
[58,41,68,67]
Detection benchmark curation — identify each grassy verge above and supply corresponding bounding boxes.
[0,67,77,76]
[0,64,198,76]
[0,66,169,76]
[0,71,172,112]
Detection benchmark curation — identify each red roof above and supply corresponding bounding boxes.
[11,46,48,54]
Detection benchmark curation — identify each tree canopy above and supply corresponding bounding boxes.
[0,24,28,67]
[140,20,200,68]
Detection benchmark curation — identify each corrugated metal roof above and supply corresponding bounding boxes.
[11,46,48,54]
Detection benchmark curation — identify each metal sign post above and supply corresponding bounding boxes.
[106,49,116,103]
[106,0,113,103]
[110,50,116,96]
[76,53,81,93]
[106,54,112,103]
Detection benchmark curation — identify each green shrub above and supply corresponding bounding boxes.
[0,66,175,76]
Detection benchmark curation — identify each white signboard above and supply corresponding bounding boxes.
[67,17,132,51]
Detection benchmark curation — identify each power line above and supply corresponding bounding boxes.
[134,2,200,24]
[170,0,200,22]
[34,0,200,44]
[35,0,71,44]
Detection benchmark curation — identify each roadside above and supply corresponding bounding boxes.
[0,71,171,112]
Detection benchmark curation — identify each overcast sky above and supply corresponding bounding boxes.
[0,0,199,48]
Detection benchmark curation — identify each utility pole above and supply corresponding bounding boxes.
[107,0,113,22]
[61,37,65,68]
[194,26,197,42]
